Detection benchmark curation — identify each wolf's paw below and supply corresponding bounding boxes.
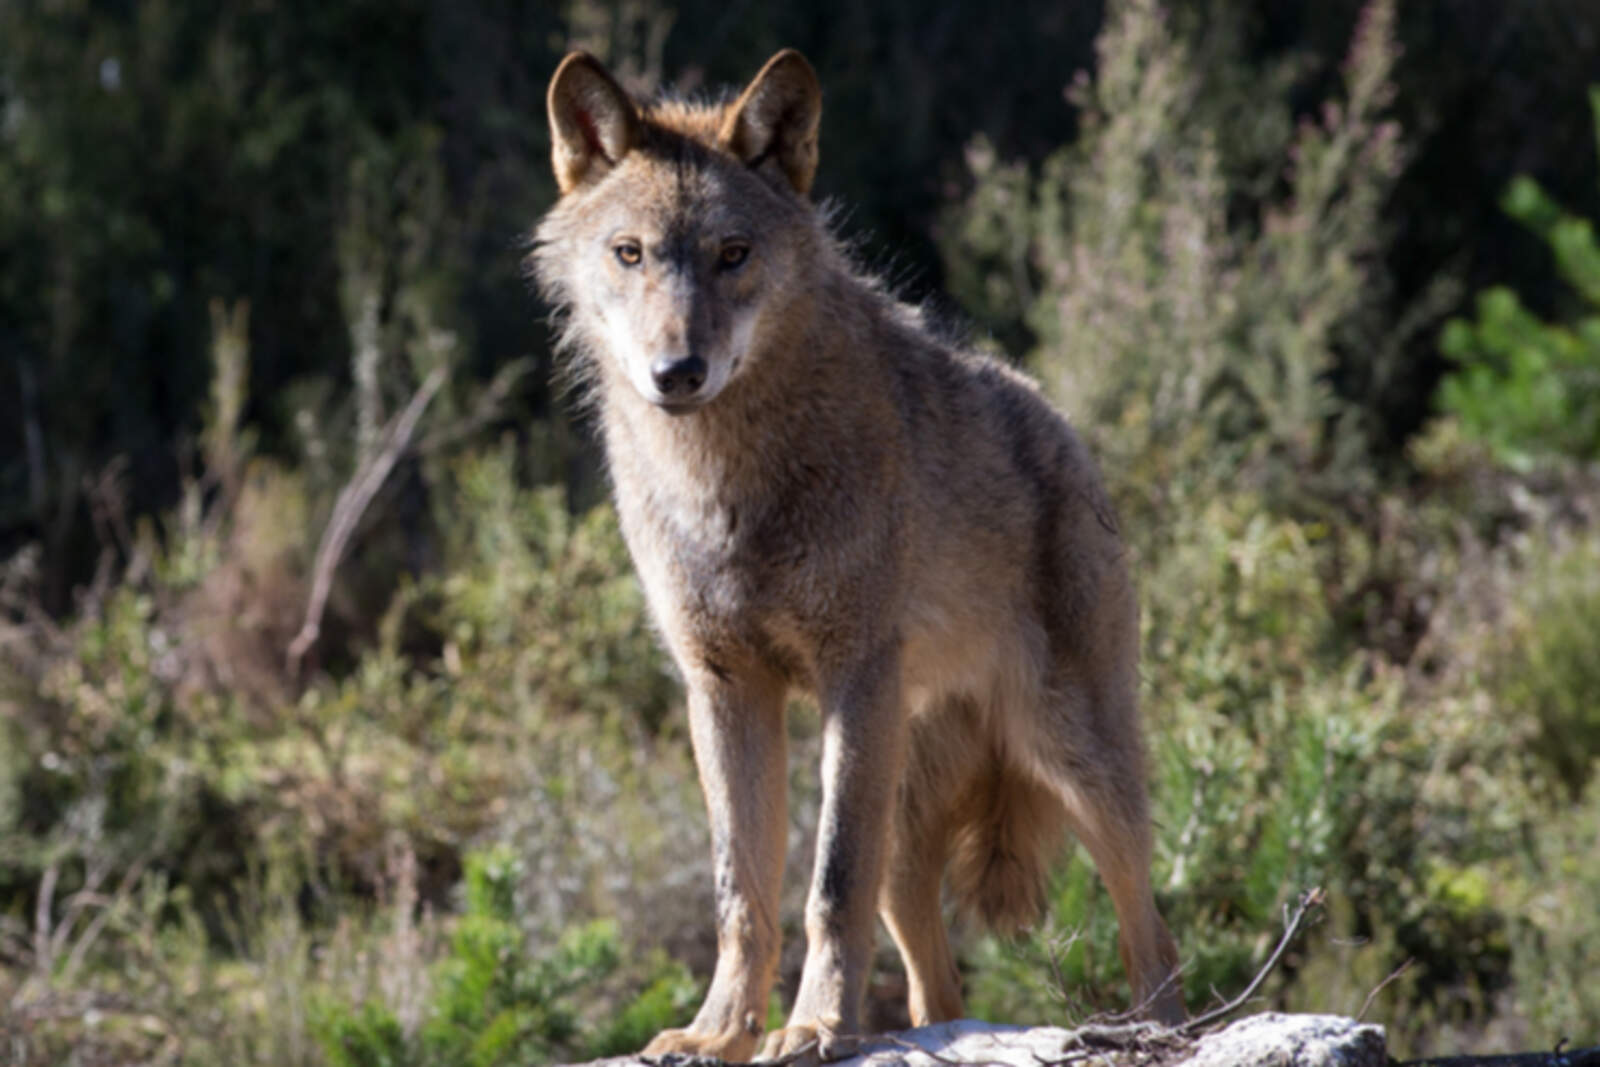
[643,1023,760,1063]
[755,1020,858,1064]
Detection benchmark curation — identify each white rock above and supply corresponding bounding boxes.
[562,1012,1387,1067]
[1183,1013,1387,1067]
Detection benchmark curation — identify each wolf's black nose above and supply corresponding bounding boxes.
[651,354,707,396]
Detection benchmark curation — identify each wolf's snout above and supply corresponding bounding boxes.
[651,354,707,397]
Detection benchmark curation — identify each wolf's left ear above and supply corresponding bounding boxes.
[719,49,821,196]
[547,52,639,194]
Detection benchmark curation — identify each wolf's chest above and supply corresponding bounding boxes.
[623,491,807,622]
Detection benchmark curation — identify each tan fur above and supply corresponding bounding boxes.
[532,49,1184,1062]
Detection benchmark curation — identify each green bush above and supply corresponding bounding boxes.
[0,442,688,1063]
[313,847,698,1067]
[1489,535,1600,799]
[944,0,1406,523]
[1437,87,1600,466]
[1500,795,1600,1042]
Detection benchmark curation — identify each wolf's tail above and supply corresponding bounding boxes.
[945,770,1064,935]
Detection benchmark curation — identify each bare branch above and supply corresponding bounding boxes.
[287,364,448,677]
[32,861,58,981]
[1181,887,1325,1036]
[48,850,110,962]
[1356,957,1413,1022]
[59,852,155,986]
[416,356,536,456]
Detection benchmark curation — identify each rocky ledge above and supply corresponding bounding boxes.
[562,1012,1387,1067]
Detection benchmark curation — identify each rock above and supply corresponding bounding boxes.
[561,1012,1387,1067]
[1182,1013,1387,1066]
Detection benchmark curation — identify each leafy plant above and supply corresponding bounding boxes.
[1437,87,1600,466]
[1489,535,1600,800]
[314,846,699,1067]
[944,0,1407,523]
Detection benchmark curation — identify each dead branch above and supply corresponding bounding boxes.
[47,849,109,964]
[287,364,447,677]
[1019,1019,1190,1067]
[415,356,536,456]
[59,851,154,986]
[1356,957,1413,1021]
[1180,887,1325,1036]
[31,860,58,980]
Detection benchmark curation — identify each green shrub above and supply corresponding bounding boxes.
[944,0,1406,524]
[1,442,687,1063]
[312,847,698,1067]
[1489,534,1600,798]
[1437,87,1600,466]
[1500,795,1600,1043]
[424,441,673,731]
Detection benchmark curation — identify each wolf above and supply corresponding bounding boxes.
[531,48,1184,1062]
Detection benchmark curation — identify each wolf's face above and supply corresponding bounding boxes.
[567,155,804,412]
[536,51,821,413]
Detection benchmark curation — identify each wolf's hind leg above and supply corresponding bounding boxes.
[643,664,788,1062]
[879,750,963,1025]
[1031,689,1184,1025]
[1060,776,1183,1024]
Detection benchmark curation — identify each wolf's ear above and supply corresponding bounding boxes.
[719,49,821,196]
[547,52,639,194]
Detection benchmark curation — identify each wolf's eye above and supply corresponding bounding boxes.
[614,241,642,267]
[719,243,750,269]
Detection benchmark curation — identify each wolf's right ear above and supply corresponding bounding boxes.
[719,49,821,196]
[547,52,639,194]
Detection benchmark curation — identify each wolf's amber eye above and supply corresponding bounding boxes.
[719,243,750,269]
[614,241,642,267]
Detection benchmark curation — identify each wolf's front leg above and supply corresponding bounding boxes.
[644,665,789,1063]
[760,649,905,1062]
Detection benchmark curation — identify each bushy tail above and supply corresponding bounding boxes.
[946,772,1065,936]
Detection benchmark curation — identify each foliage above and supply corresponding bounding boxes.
[313,847,699,1067]
[1437,88,1600,467]
[1487,533,1600,800]
[1499,795,1600,1042]
[7,1,1600,607]
[944,0,1406,522]
[951,2,1600,1054]
[0,427,690,1061]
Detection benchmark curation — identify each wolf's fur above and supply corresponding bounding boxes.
[532,49,1184,1062]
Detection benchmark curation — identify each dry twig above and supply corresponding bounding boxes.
[416,356,536,456]
[1181,887,1325,1036]
[1356,957,1413,1022]
[286,364,447,676]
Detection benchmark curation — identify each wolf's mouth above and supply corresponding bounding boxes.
[654,395,709,415]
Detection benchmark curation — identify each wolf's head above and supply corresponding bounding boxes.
[532,50,823,413]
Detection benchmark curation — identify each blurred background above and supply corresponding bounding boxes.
[3,0,1599,1062]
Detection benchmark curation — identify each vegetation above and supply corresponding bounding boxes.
[4,0,1600,1063]
[1437,87,1600,467]
[945,4,1600,1050]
